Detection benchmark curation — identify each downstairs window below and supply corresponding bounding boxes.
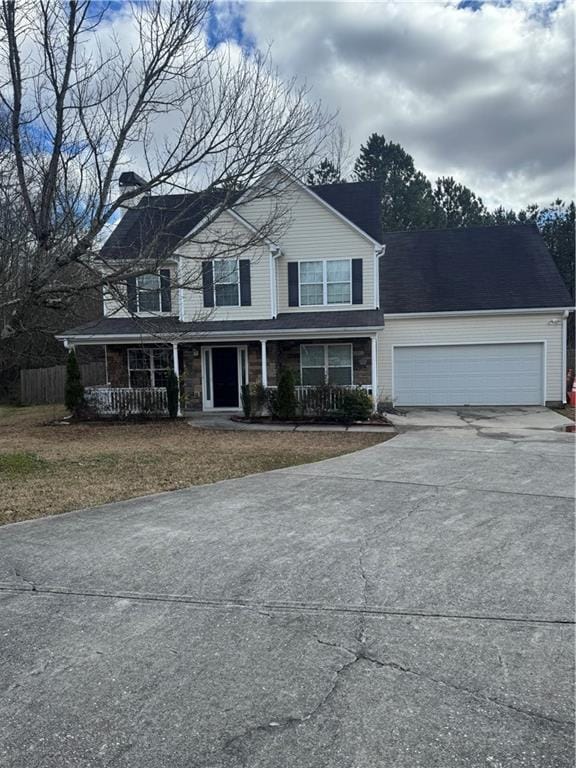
[300,344,353,386]
[128,348,172,388]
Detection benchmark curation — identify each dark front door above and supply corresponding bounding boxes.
[211,347,239,408]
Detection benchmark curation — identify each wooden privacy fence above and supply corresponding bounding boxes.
[20,362,106,405]
[84,387,168,418]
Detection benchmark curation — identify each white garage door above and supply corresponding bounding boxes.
[394,343,544,406]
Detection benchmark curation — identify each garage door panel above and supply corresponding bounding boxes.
[394,343,544,406]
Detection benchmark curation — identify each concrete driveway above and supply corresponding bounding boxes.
[0,416,574,767]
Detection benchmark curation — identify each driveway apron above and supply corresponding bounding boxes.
[0,417,574,767]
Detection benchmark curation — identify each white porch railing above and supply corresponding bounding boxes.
[266,384,372,413]
[84,387,168,417]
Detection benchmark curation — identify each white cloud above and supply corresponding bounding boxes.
[241,0,575,209]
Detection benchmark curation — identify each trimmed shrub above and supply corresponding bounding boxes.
[166,370,180,418]
[339,388,373,422]
[64,349,84,415]
[240,383,252,418]
[272,368,298,420]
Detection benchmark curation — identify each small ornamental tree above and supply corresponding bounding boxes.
[166,370,180,419]
[275,368,298,420]
[241,384,252,418]
[64,349,84,415]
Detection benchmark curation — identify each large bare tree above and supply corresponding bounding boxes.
[0,0,331,351]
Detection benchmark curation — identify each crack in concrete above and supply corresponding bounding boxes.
[211,634,573,766]
[218,650,359,765]
[104,742,134,767]
[12,567,35,591]
[283,470,574,500]
[1,583,572,625]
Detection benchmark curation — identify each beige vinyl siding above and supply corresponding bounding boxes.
[178,212,271,321]
[239,177,376,313]
[377,313,565,403]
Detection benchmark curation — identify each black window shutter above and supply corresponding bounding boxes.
[352,259,363,304]
[239,259,251,306]
[202,261,214,308]
[160,269,172,313]
[288,262,299,307]
[127,276,137,313]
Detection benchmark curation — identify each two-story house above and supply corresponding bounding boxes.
[58,165,573,411]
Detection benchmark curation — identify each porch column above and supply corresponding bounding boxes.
[371,335,378,411]
[261,339,268,388]
[172,342,181,416]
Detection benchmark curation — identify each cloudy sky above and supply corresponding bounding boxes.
[210,0,574,210]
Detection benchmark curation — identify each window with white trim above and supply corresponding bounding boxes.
[300,344,353,386]
[128,349,171,388]
[214,259,239,306]
[136,274,161,312]
[299,259,351,306]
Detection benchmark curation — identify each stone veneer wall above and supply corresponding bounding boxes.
[181,345,203,411]
[106,345,129,387]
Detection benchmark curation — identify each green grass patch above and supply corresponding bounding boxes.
[0,451,49,477]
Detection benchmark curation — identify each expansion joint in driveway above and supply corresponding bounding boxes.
[1,583,573,626]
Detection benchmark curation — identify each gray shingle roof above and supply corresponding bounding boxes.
[311,181,382,241]
[61,310,385,338]
[380,224,573,313]
[100,181,381,261]
[100,190,231,262]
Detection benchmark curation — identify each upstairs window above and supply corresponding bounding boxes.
[127,269,172,314]
[299,259,351,306]
[214,259,240,307]
[137,274,161,312]
[202,259,251,308]
[300,344,353,386]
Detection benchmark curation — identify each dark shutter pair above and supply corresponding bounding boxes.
[202,259,251,307]
[288,259,363,307]
[126,269,172,313]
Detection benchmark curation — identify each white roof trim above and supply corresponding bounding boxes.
[56,325,384,345]
[226,208,278,248]
[384,307,574,319]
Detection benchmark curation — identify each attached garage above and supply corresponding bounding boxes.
[393,342,545,406]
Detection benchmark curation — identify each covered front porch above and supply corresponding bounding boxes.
[99,335,379,414]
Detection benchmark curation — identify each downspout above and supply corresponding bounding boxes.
[269,246,281,319]
[562,310,568,403]
[374,244,385,309]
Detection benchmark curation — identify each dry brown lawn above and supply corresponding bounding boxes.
[0,405,393,525]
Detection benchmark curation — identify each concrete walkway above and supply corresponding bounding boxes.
[0,414,574,767]
[187,411,395,432]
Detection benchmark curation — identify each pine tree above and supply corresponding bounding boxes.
[432,176,490,228]
[306,158,342,186]
[166,369,180,418]
[354,133,436,231]
[274,368,297,420]
[64,349,84,415]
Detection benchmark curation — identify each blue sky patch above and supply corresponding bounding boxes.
[206,2,254,51]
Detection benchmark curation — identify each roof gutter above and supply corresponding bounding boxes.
[56,324,385,346]
[384,307,574,319]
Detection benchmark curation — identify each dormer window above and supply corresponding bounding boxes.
[127,269,172,314]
